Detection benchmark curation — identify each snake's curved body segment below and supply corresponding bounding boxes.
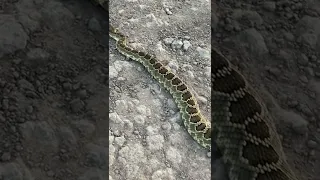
[211,50,298,180]
[110,26,212,150]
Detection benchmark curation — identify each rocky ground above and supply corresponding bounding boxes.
[0,0,319,180]
[0,0,109,179]
[109,0,211,179]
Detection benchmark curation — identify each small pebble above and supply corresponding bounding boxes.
[309,149,315,156]
[186,71,195,79]
[114,136,126,146]
[171,39,183,49]
[300,76,308,83]
[76,89,87,98]
[197,96,208,104]
[26,105,33,114]
[307,140,317,149]
[163,38,175,45]
[183,36,191,40]
[161,122,171,131]
[164,7,173,15]
[88,17,101,32]
[1,152,11,161]
[196,47,210,59]
[113,130,121,137]
[182,40,192,51]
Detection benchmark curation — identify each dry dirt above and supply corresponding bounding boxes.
[0,0,319,180]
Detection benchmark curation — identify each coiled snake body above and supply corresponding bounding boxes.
[99,0,299,179]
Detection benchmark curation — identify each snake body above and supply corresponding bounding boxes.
[211,50,298,180]
[98,0,298,179]
[109,25,212,150]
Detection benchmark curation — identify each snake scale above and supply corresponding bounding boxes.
[95,0,299,179]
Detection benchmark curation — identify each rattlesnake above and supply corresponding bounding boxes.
[211,50,298,180]
[97,0,299,179]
